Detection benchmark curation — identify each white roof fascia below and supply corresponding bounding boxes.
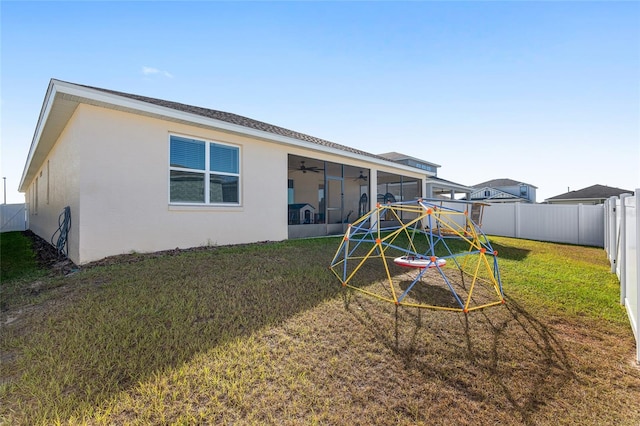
[19,80,58,191]
[51,80,426,177]
[20,79,427,192]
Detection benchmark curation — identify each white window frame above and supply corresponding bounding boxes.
[168,134,241,206]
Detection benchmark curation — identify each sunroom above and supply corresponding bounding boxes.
[287,154,424,238]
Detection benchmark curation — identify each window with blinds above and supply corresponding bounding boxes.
[169,135,240,204]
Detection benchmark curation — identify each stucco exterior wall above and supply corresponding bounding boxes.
[26,113,82,262]
[73,104,289,264]
[25,99,428,265]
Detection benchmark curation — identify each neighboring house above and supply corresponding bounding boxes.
[469,178,537,203]
[20,79,451,265]
[378,152,440,174]
[544,184,633,205]
[378,152,473,199]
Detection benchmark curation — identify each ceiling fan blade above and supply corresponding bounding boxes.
[350,172,368,181]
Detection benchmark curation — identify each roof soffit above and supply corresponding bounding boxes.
[20,86,81,191]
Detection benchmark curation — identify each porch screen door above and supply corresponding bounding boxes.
[326,177,344,233]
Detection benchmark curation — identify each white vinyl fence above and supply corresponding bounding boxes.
[480,202,604,247]
[479,198,638,363]
[1,203,28,233]
[604,191,639,363]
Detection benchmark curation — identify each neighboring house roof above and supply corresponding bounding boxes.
[378,151,441,168]
[19,79,426,191]
[469,187,528,202]
[472,178,538,189]
[545,184,633,201]
[380,152,470,195]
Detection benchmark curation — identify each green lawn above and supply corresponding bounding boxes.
[1,231,46,282]
[0,232,49,312]
[1,234,638,425]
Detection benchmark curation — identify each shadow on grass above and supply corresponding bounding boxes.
[465,296,577,425]
[397,277,461,309]
[1,238,348,423]
[489,241,531,261]
[344,291,576,426]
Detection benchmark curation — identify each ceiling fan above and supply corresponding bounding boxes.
[352,171,368,181]
[292,161,321,173]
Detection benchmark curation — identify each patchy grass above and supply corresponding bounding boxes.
[0,232,49,312]
[1,231,46,282]
[494,237,625,323]
[0,236,638,425]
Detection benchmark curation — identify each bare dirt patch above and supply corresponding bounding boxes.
[23,230,77,276]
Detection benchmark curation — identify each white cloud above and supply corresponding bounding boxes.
[142,66,159,75]
[141,66,173,78]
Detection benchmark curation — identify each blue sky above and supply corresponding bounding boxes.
[1,1,638,204]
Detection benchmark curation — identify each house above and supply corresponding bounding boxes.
[544,184,633,205]
[20,79,459,265]
[378,152,473,200]
[378,152,440,174]
[469,178,537,203]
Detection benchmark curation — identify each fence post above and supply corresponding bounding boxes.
[514,202,520,239]
[619,194,631,305]
[609,196,618,273]
[578,203,583,246]
[604,199,609,252]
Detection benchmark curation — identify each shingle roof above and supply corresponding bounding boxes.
[377,152,408,161]
[378,151,441,168]
[472,178,537,189]
[546,184,633,200]
[77,82,388,162]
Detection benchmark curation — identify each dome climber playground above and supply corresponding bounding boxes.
[329,199,505,313]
